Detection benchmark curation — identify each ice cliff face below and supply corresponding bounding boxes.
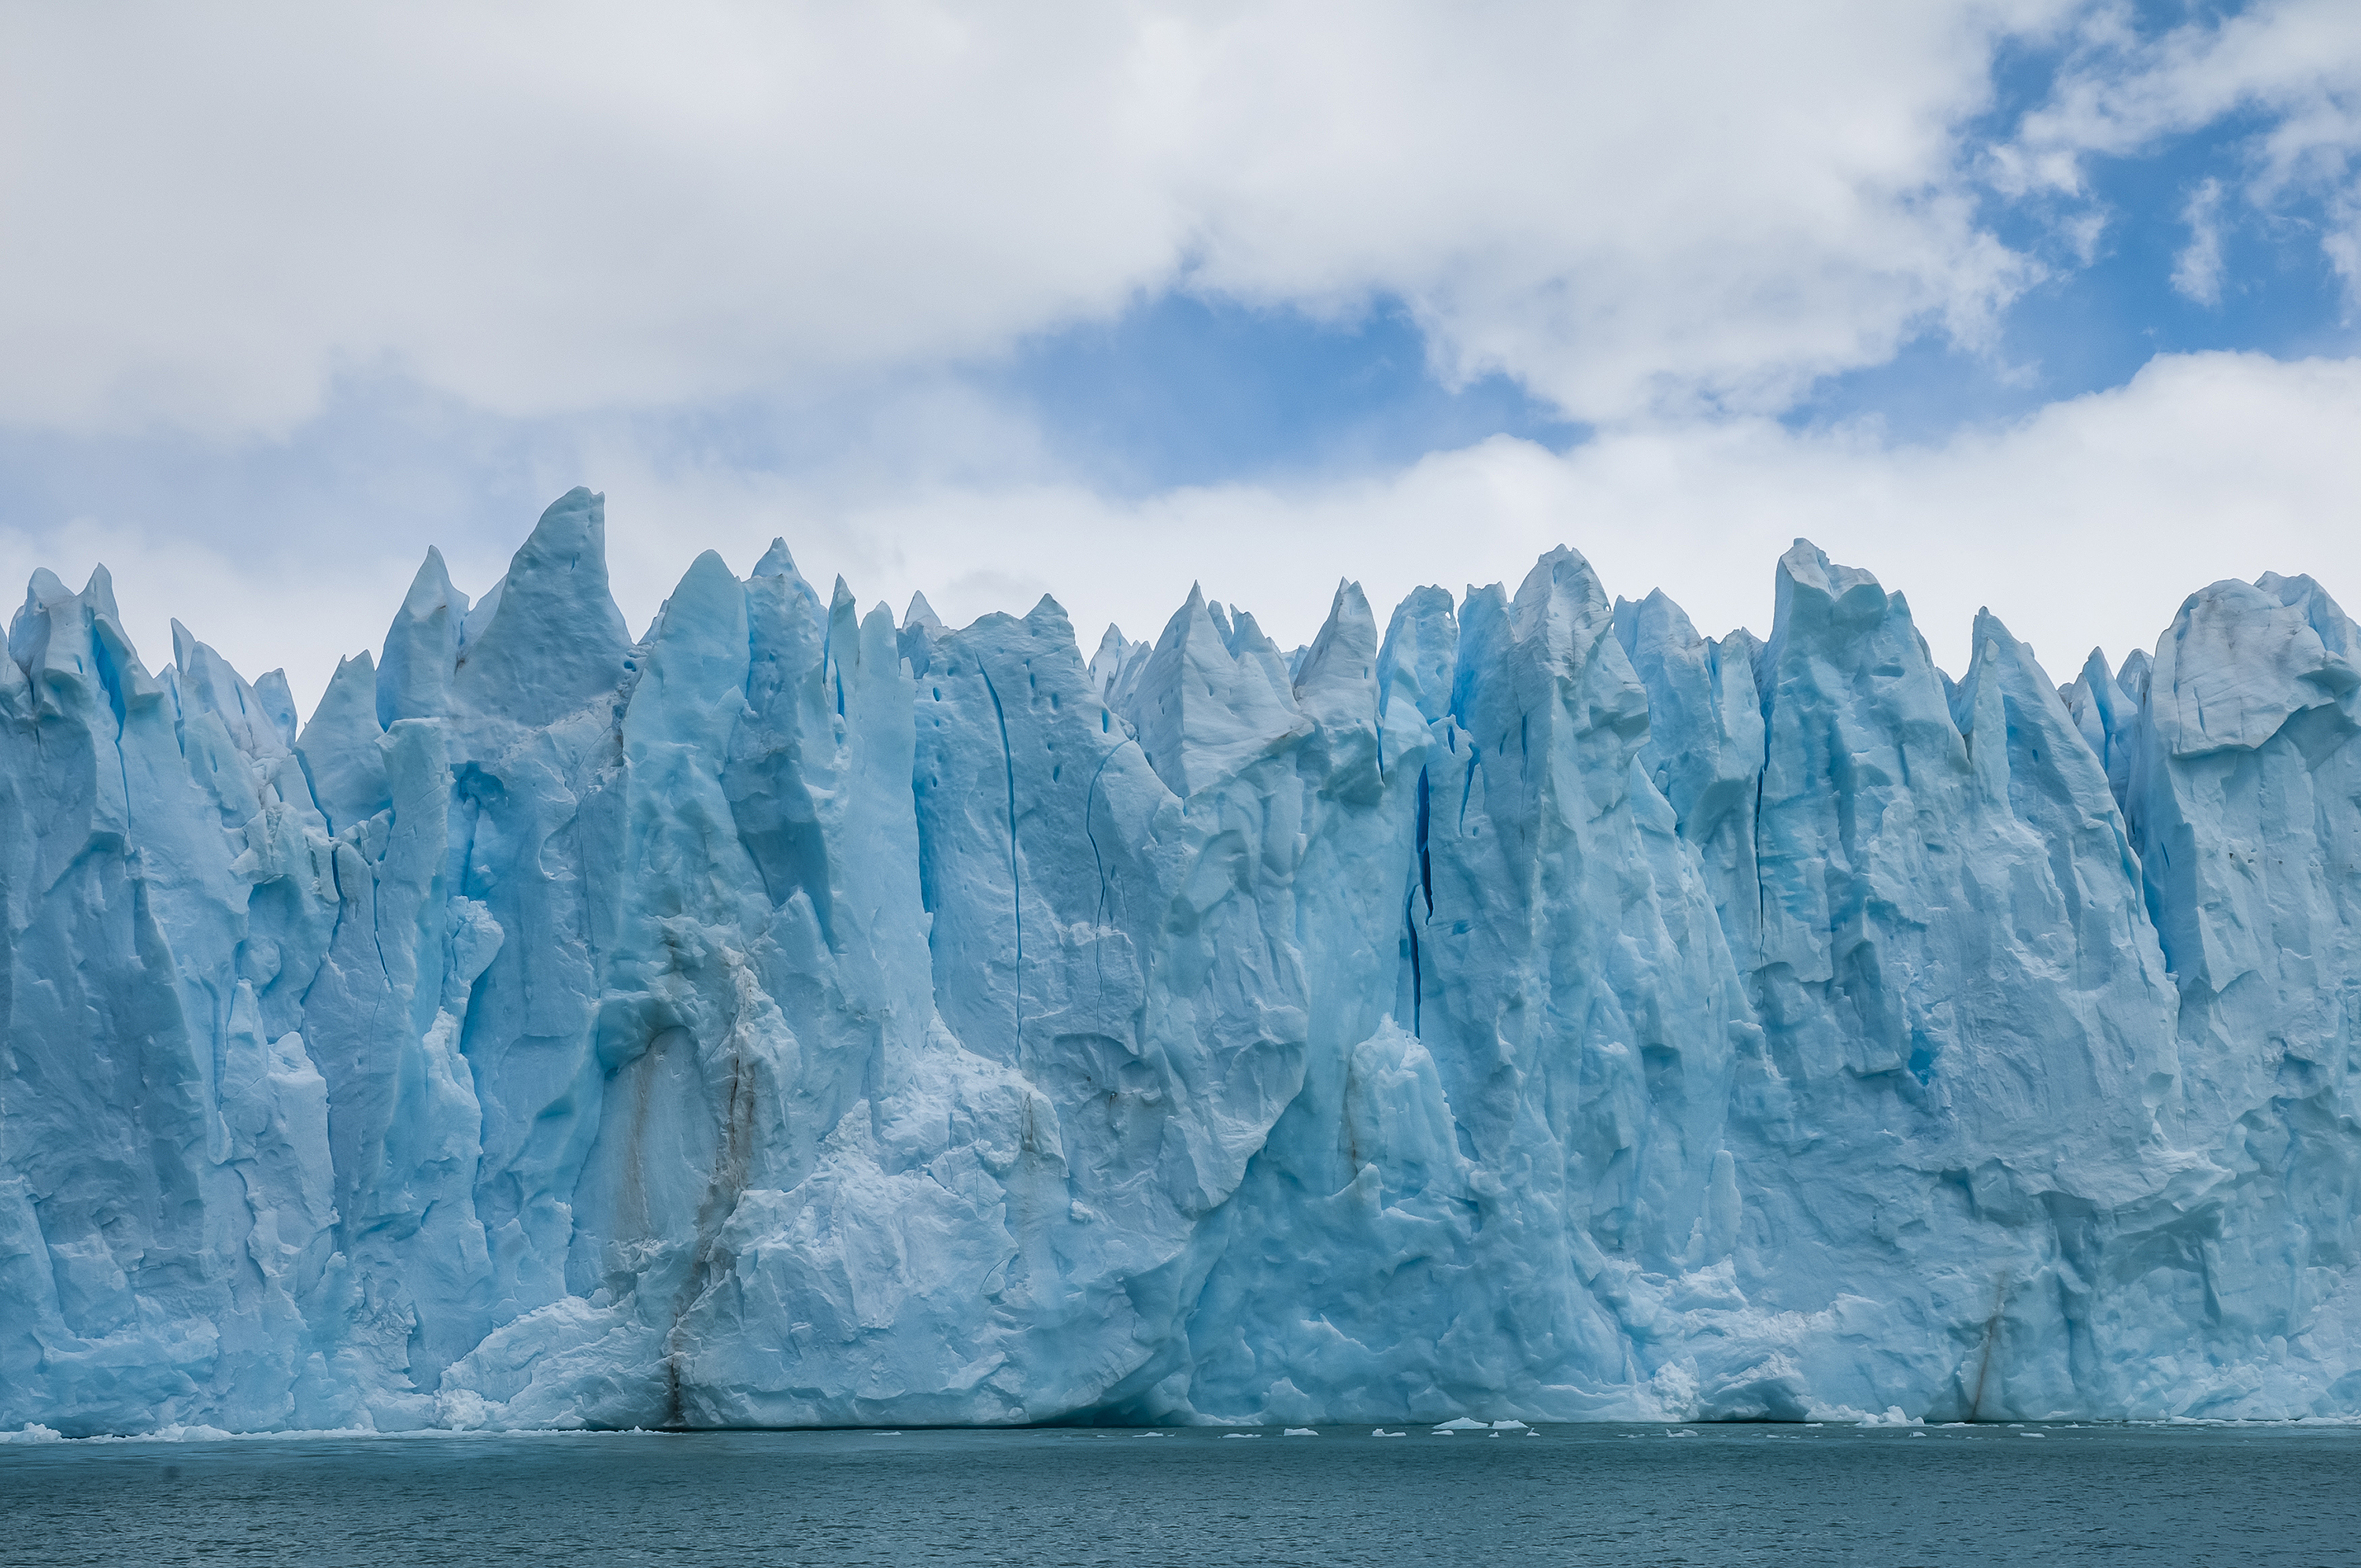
[8,489,2361,1433]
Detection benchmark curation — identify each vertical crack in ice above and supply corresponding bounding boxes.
[1410,763,1432,1037]
[1968,1269,2012,1422]
[662,1020,759,1429]
[981,667,1022,1052]
[87,617,139,850]
[1082,737,1132,941]
[1405,889,1422,1039]
[1416,766,1433,917]
[1753,769,1767,934]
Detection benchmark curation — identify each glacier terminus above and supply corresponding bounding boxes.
[6,487,2361,1434]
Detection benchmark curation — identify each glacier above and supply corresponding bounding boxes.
[6,486,2361,1434]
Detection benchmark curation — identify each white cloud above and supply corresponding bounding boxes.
[0,0,2070,434]
[14,350,2357,718]
[9,1,2359,721]
[627,349,2361,690]
[2018,0,2361,172]
[2173,177,2227,304]
[2016,0,2361,293]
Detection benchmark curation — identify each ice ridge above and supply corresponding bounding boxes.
[7,493,2361,1433]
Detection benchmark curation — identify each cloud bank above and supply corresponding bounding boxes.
[1,1,2356,712]
[8,350,2355,713]
[2,1,2065,432]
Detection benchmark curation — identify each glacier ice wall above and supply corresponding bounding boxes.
[8,488,2361,1433]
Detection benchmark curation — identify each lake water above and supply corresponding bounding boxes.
[2,1422,2354,1566]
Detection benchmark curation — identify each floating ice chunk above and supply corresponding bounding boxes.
[1491,1420,1529,1430]
[1433,1418,1489,1431]
[1283,1428,1318,1437]
[1856,1407,1922,1428]
[1372,1429,1405,1437]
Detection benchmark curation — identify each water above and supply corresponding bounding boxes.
[2,1423,2355,1566]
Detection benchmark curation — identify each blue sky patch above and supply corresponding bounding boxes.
[992,293,1585,493]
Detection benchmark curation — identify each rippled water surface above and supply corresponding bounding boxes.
[2,1422,2353,1566]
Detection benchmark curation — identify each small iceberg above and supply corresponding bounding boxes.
[1432,1417,1489,1431]
[1372,1429,1406,1437]
[1284,1428,1318,1437]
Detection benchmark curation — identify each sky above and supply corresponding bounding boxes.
[3,0,2359,714]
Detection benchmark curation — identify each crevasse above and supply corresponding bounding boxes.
[6,489,2361,1433]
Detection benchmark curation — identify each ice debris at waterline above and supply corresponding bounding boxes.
[8,487,2361,1436]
